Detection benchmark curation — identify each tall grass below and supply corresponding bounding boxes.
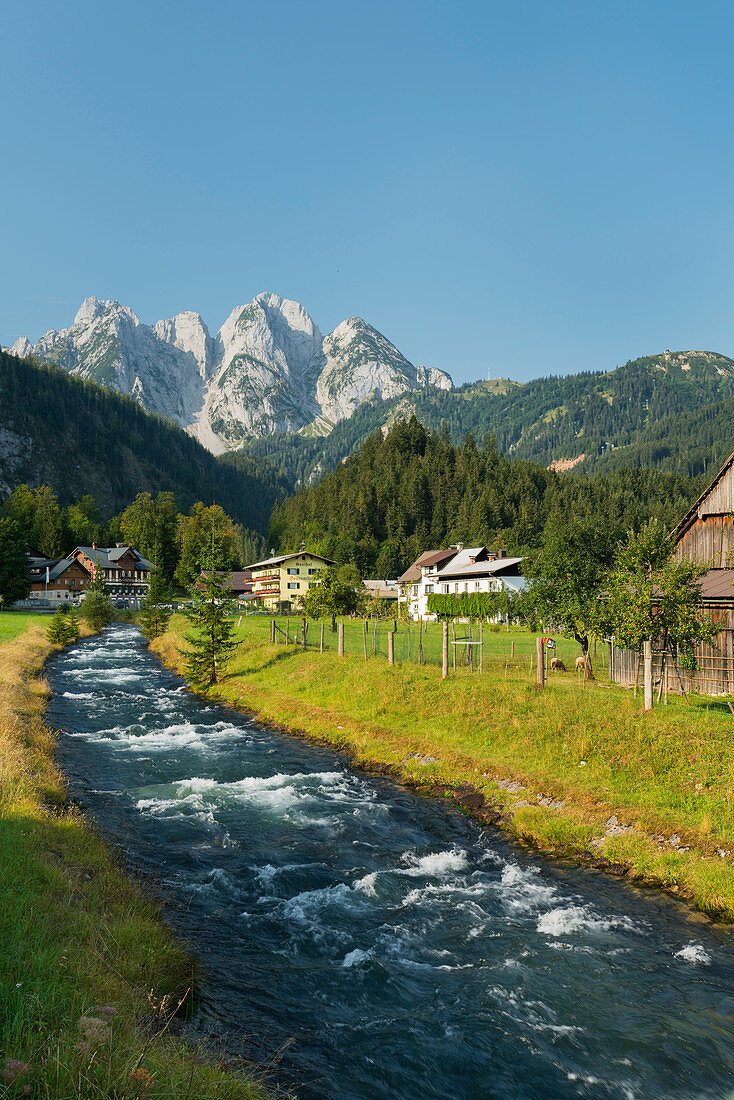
[154,615,734,921]
[0,621,273,1098]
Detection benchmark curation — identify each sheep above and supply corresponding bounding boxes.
[575,655,594,679]
[550,657,567,672]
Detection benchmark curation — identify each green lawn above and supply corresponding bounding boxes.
[0,610,48,643]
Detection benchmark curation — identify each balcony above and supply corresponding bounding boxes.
[254,573,280,583]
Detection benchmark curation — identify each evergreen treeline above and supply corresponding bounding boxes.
[242,351,734,489]
[268,417,705,576]
[0,349,288,533]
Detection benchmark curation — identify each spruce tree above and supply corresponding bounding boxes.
[139,567,171,640]
[81,570,113,630]
[180,534,237,690]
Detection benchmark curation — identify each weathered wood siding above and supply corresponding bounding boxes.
[608,642,734,695]
[673,514,734,567]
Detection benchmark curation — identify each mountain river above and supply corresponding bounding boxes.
[46,625,734,1099]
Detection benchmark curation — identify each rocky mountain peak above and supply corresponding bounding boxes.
[154,311,216,380]
[10,292,454,452]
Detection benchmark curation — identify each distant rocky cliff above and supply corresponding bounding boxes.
[11,293,452,454]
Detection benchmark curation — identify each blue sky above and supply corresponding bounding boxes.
[2,0,734,384]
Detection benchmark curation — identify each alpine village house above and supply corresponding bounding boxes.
[398,545,525,621]
[247,550,336,612]
[28,543,153,606]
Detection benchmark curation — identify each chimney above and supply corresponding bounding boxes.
[116,542,125,548]
[92,542,97,550]
[498,548,507,559]
[488,552,496,562]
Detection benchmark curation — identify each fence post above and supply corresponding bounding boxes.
[338,622,344,657]
[536,637,545,689]
[452,620,456,672]
[479,621,483,673]
[511,640,514,659]
[270,619,275,644]
[301,617,307,651]
[388,630,394,667]
[643,639,653,711]
[419,617,424,665]
[442,621,448,679]
[320,622,324,654]
[363,619,368,660]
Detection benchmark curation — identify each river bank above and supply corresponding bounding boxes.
[153,616,734,922]
[0,616,270,1098]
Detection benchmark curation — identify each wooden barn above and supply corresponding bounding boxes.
[610,449,734,694]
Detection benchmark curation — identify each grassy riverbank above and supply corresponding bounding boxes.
[0,614,271,1098]
[153,615,734,922]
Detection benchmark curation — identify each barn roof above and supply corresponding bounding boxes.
[670,448,734,546]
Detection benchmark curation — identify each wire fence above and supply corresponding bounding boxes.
[262,616,586,678]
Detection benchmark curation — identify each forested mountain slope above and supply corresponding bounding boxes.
[243,351,734,489]
[269,417,705,576]
[0,350,287,532]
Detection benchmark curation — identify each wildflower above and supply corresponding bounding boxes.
[76,1015,111,1055]
[3,1059,30,1084]
[129,1067,155,1091]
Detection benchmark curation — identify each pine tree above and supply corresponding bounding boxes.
[180,533,237,690]
[139,567,171,640]
[81,569,113,630]
[47,607,79,645]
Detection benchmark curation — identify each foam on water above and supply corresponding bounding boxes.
[401,848,468,875]
[674,942,712,965]
[537,905,639,938]
[342,948,373,968]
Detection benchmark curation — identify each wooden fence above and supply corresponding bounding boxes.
[608,642,734,696]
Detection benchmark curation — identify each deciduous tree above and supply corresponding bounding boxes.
[603,520,718,669]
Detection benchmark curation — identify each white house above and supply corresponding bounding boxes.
[398,545,525,620]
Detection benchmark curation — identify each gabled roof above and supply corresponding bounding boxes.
[48,557,92,582]
[363,579,399,599]
[671,448,734,545]
[398,549,457,584]
[73,546,154,570]
[438,556,523,579]
[246,552,336,570]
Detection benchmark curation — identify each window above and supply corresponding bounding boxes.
[287,582,300,590]
[425,585,433,593]
[475,581,480,591]
[443,584,449,594]
[308,568,318,575]
[287,567,300,575]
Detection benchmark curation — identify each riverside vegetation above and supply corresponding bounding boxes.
[153,615,734,921]
[0,612,271,1098]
